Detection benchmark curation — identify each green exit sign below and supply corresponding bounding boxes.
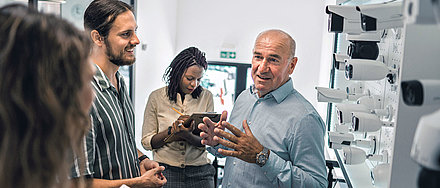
[220,51,236,59]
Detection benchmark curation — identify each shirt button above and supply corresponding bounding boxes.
[257,101,261,104]
[248,121,251,125]
[264,172,267,175]
[233,162,236,165]
[181,151,185,155]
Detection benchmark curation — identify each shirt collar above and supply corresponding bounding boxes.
[93,64,123,91]
[250,78,294,104]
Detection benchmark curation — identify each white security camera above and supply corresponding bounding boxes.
[315,86,368,103]
[404,0,438,25]
[333,53,350,70]
[346,31,382,42]
[411,108,440,171]
[353,135,377,154]
[335,104,369,125]
[344,59,397,83]
[356,1,404,31]
[351,112,393,132]
[328,131,354,149]
[315,87,348,103]
[329,131,377,151]
[343,147,367,165]
[356,95,382,110]
[370,163,391,187]
[326,5,363,34]
[401,80,440,106]
[343,147,388,165]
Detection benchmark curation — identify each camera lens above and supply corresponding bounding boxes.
[348,41,379,60]
[401,80,424,106]
[345,64,353,80]
[352,116,360,131]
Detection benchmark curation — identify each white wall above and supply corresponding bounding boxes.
[134,0,333,154]
[134,0,178,155]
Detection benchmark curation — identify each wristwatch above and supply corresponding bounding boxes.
[256,147,270,167]
[167,126,172,135]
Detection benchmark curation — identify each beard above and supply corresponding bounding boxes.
[104,39,136,66]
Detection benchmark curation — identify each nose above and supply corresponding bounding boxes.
[131,33,140,45]
[258,58,270,73]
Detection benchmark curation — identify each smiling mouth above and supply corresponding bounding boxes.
[257,75,271,80]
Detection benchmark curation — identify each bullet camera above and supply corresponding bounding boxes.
[315,86,367,103]
[411,108,440,171]
[411,108,440,188]
[333,53,350,70]
[344,59,396,83]
[343,147,367,165]
[335,104,369,125]
[326,5,363,34]
[351,112,393,132]
[329,131,377,152]
[370,163,391,187]
[328,131,354,149]
[316,87,347,103]
[356,1,404,31]
[343,146,388,165]
[401,80,440,106]
[404,0,438,24]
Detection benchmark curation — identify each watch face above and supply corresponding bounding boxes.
[258,154,267,164]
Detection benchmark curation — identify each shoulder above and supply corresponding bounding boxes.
[200,87,213,98]
[150,86,167,98]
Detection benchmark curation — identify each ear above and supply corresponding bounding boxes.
[90,30,104,47]
[288,57,298,74]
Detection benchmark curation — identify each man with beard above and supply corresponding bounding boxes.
[71,0,167,187]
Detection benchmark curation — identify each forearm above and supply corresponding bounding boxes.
[150,130,169,149]
[180,133,203,147]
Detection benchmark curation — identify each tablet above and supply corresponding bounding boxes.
[183,112,221,135]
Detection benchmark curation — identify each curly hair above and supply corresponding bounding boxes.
[163,47,208,103]
[0,4,92,188]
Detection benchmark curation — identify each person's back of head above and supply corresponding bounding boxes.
[84,0,133,37]
[0,4,92,188]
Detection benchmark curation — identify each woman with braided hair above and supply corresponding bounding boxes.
[142,47,216,188]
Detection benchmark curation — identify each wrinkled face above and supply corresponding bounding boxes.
[78,60,96,115]
[251,33,296,97]
[180,65,205,95]
[104,11,139,66]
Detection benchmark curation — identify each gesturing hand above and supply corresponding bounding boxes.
[199,110,228,146]
[214,120,264,164]
[139,158,159,175]
[137,166,167,187]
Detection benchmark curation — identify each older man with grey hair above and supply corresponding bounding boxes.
[199,29,327,188]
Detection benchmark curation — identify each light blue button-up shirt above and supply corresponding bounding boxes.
[208,79,327,188]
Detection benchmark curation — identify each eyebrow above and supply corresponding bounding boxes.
[253,51,282,59]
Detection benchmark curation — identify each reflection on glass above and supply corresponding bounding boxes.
[201,65,237,113]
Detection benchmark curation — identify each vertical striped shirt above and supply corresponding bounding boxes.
[72,64,140,179]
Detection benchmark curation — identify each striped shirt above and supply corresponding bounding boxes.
[72,64,140,179]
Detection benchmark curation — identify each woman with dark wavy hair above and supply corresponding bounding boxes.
[142,47,216,187]
[0,4,94,188]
